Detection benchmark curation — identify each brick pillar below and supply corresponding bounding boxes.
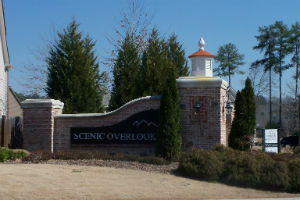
[21,99,64,152]
[176,77,229,150]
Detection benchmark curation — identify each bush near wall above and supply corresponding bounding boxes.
[178,145,300,193]
[0,148,27,162]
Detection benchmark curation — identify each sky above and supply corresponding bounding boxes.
[3,0,300,96]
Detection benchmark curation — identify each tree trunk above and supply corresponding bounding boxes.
[269,66,272,126]
[279,70,282,129]
[295,47,299,99]
[229,67,231,87]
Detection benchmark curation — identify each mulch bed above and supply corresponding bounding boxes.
[4,159,179,174]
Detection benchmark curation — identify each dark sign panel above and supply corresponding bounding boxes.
[71,109,159,145]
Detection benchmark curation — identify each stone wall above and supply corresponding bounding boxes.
[54,96,160,154]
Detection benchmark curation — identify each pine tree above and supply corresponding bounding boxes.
[141,28,171,96]
[272,21,292,129]
[252,25,277,129]
[156,67,181,160]
[46,19,105,113]
[167,34,189,77]
[214,43,245,87]
[109,33,141,111]
[289,22,300,99]
[229,78,256,151]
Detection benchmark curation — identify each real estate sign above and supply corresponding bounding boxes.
[263,129,279,153]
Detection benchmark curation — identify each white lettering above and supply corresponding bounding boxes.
[74,133,79,139]
[107,133,114,140]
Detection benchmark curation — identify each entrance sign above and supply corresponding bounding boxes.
[263,129,280,153]
[70,109,159,145]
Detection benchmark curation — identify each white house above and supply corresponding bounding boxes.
[0,0,11,116]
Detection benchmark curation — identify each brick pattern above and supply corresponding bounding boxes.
[54,98,160,154]
[23,106,63,152]
[179,87,228,150]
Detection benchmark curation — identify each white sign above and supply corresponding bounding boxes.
[265,147,278,153]
[264,129,278,153]
[265,129,278,143]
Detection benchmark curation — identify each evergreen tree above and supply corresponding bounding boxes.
[214,43,245,87]
[241,78,256,137]
[46,19,105,113]
[229,78,256,151]
[167,34,189,77]
[228,91,248,150]
[109,33,141,111]
[289,22,300,99]
[141,28,171,96]
[156,67,181,160]
[272,21,292,129]
[252,25,277,129]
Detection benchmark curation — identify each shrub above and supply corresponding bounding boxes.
[293,146,300,155]
[287,158,300,192]
[221,152,260,188]
[178,146,299,193]
[178,149,223,181]
[0,148,27,162]
[257,158,289,191]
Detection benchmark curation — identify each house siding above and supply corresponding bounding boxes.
[0,36,7,116]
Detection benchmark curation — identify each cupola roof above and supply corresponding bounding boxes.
[188,37,215,58]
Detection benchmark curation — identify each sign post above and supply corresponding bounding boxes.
[263,129,280,153]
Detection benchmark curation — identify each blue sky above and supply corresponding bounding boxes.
[3,0,300,95]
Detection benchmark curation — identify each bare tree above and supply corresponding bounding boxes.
[248,64,268,98]
[18,25,58,96]
[282,82,300,135]
[103,0,152,69]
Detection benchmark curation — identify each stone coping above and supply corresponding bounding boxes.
[55,96,160,118]
[176,76,228,89]
[21,99,64,109]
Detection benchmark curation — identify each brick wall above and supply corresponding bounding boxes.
[21,99,63,152]
[54,96,160,154]
[21,79,234,153]
[178,87,227,150]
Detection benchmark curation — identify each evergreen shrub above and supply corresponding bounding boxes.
[178,145,300,193]
[221,152,260,188]
[0,148,27,162]
[179,149,223,181]
[287,158,300,192]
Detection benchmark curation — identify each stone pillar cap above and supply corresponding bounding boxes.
[21,99,64,109]
[176,76,228,89]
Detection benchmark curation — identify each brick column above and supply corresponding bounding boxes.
[21,99,64,152]
[176,77,229,150]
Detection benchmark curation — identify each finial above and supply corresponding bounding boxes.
[198,37,205,50]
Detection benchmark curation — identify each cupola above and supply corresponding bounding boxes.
[188,38,214,77]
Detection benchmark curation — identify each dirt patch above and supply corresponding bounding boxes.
[0,163,298,200]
